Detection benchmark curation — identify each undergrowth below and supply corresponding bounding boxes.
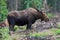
[47,13,54,18]
[0,27,10,40]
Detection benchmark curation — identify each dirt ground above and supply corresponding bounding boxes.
[8,13,60,40]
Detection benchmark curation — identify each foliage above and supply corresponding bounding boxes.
[30,32,48,37]
[14,25,26,31]
[47,13,54,18]
[23,0,43,10]
[47,0,59,13]
[47,0,57,7]
[0,27,60,40]
[0,27,10,40]
[57,22,60,28]
[0,0,8,21]
[29,28,60,37]
[50,28,60,35]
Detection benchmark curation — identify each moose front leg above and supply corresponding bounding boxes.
[8,19,15,35]
[9,24,15,35]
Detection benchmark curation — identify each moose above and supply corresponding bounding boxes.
[7,8,49,34]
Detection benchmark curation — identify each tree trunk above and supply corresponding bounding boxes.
[15,0,18,10]
[44,0,47,13]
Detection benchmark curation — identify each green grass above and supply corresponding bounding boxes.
[50,28,60,35]
[56,38,60,40]
[0,26,60,40]
[14,25,26,31]
[29,28,60,37]
[30,32,49,37]
[47,13,54,18]
[57,22,60,28]
[0,27,10,40]
[0,25,27,40]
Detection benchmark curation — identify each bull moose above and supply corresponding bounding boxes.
[7,8,49,34]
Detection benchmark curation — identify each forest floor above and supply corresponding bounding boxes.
[1,13,60,40]
[9,13,60,40]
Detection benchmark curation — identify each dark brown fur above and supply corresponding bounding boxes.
[7,8,49,33]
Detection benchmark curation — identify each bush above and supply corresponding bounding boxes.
[24,0,43,9]
[47,13,54,18]
[0,0,8,21]
[50,28,60,35]
[0,27,10,40]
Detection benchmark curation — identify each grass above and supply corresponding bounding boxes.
[57,22,60,28]
[56,38,60,40]
[0,25,26,40]
[30,32,49,37]
[29,28,60,37]
[47,13,54,18]
[0,26,60,40]
[14,25,26,31]
[50,28,60,35]
[0,27,10,40]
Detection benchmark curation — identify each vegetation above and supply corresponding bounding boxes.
[57,22,60,28]
[47,13,54,18]
[24,0,43,9]
[0,0,60,40]
[29,28,60,37]
[0,27,60,40]
[30,32,50,37]
[50,28,60,35]
[14,25,26,31]
[0,27,10,40]
[0,0,8,21]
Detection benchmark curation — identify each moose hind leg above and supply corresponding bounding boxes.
[8,19,15,35]
[26,22,32,30]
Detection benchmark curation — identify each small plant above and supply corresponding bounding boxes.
[56,38,60,40]
[47,13,54,18]
[14,25,20,31]
[14,25,26,31]
[30,32,50,37]
[57,22,60,28]
[0,0,8,21]
[0,27,10,40]
[50,28,60,35]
